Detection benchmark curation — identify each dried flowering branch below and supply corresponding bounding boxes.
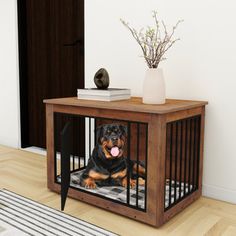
[121,11,183,68]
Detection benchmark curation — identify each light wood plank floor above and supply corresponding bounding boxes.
[0,145,236,236]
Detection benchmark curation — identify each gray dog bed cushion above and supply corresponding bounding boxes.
[57,170,193,210]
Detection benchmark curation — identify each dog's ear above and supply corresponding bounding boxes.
[119,124,127,137]
[96,125,104,144]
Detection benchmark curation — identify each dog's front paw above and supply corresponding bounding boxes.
[85,182,97,189]
[83,178,97,189]
[138,177,145,186]
[122,178,136,189]
[130,179,136,188]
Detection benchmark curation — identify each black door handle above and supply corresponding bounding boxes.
[63,39,83,47]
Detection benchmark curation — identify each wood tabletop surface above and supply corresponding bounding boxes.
[44,97,208,114]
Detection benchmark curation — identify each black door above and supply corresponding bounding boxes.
[18,0,84,148]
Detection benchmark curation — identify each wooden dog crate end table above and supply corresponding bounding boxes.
[44,97,208,227]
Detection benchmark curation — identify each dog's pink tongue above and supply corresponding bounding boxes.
[111,147,119,157]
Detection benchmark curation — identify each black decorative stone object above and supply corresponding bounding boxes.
[94,68,110,89]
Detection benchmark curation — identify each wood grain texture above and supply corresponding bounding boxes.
[48,182,153,225]
[20,0,84,149]
[26,0,51,148]
[44,97,208,114]
[0,145,236,236]
[166,107,202,122]
[153,114,167,227]
[44,99,208,227]
[46,104,155,225]
[46,104,55,189]
[198,107,206,194]
[53,104,151,122]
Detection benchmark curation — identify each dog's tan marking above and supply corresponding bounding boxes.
[102,141,112,159]
[88,170,109,180]
[138,177,145,186]
[83,177,97,189]
[121,177,136,189]
[117,139,122,147]
[133,164,146,175]
[111,168,127,179]
[102,148,112,159]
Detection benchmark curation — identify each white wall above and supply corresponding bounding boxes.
[0,0,20,148]
[0,0,235,204]
[85,0,236,203]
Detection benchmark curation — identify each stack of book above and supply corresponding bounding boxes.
[77,88,131,101]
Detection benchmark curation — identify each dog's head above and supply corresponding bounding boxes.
[96,123,127,159]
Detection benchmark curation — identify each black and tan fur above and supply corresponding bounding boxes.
[79,123,145,189]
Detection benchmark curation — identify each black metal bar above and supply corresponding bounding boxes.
[144,123,148,211]
[179,121,183,199]
[169,123,173,207]
[78,116,81,168]
[94,118,97,147]
[72,117,75,171]
[54,113,151,212]
[72,156,75,171]
[54,114,57,182]
[60,121,73,211]
[72,155,75,171]
[78,116,81,170]
[188,119,193,193]
[174,123,178,202]
[184,120,188,196]
[86,118,91,167]
[68,184,146,212]
[165,125,169,209]
[126,122,131,205]
[192,118,197,190]
[190,119,194,193]
[136,123,140,208]
[78,155,81,169]
[196,117,201,189]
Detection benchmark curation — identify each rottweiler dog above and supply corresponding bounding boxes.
[79,123,145,189]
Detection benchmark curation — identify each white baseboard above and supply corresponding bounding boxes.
[203,184,236,204]
[21,146,46,156]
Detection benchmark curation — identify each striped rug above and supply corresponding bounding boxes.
[0,189,118,236]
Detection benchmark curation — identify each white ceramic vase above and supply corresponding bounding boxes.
[142,68,166,105]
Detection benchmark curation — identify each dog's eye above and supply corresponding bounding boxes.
[106,130,111,135]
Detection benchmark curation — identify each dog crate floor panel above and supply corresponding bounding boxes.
[57,170,193,209]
